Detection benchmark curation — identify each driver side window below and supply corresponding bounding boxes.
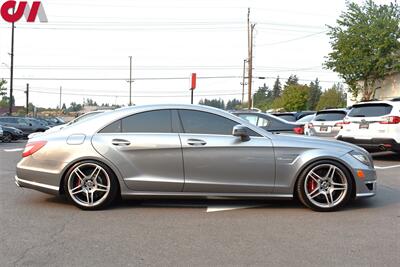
[178,110,260,136]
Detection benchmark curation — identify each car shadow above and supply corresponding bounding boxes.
[371,151,400,161]
[40,184,399,212]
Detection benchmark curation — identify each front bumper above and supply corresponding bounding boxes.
[337,136,400,152]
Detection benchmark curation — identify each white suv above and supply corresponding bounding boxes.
[337,99,400,153]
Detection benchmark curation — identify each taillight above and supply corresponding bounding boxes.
[380,116,400,124]
[22,141,47,158]
[293,126,304,135]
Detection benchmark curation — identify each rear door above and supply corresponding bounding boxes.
[178,109,275,193]
[92,109,184,192]
[343,104,393,139]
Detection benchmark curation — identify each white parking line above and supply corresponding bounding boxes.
[3,148,24,152]
[375,165,400,170]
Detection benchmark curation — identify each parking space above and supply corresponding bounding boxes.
[0,141,399,266]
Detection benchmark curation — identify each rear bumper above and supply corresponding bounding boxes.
[337,136,400,152]
[15,175,59,195]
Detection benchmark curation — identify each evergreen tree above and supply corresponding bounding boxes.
[285,75,299,88]
[272,76,282,99]
[307,78,322,110]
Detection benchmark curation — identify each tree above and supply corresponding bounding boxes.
[0,79,7,97]
[325,0,400,100]
[67,102,82,112]
[253,83,271,103]
[316,84,347,110]
[280,84,310,111]
[226,99,242,110]
[307,78,322,110]
[272,76,282,99]
[199,98,225,109]
[284,75,299,88]
[61,103,67,110]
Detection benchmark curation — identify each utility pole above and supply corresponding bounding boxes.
[25,83,29,115]
[59,86,62,110]
[247,8,256,109]
[9,22,15,115]
[240,59,247,103]
[129,56,132,106]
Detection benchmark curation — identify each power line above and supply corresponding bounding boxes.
[257,31,328,46]
[13,88,243,98]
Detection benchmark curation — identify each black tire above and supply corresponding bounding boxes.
[2,132,12,143]
[296,160,353,212]
[63,160,119,210]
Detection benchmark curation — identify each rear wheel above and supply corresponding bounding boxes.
[297,161,353,212]
[64,161,118,210]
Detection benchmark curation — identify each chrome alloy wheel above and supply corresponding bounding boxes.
[67,163,111,207]
[304,164,348,208]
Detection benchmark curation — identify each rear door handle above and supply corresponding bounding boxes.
[187,139,207,146]
[112,139,131,146]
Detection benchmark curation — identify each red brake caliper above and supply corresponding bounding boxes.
[307,179,317,192]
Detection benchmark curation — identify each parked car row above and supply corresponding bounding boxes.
[261,99,400,154]
[0,116,64,143]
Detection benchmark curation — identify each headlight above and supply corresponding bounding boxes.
[350,151,371,166]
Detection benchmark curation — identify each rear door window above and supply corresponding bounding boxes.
[122,110,172,133]
[99,110,172,133]
[314,112,346,121]
[348,104,392,117]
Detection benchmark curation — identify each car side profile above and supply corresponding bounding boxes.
[16,105,376,211]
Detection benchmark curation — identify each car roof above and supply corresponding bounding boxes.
[353,100,400,106]
[59,104,271,137]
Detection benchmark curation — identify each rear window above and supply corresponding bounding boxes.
[314,111,346,121]
[276,115,296,122]
[348,104,392,117]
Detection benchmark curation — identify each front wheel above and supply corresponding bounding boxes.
[297,161,353,212]
[64,161,119,210]
[2,132,12,143]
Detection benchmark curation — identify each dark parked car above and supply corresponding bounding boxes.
[0,125,24,142]
[0,117,49,136]
[272,111,316,122]
[232,111,304,134]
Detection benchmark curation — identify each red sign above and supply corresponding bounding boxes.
[1,1,48,23]
[191,73,197,90]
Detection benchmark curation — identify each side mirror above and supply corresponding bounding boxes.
[232,125,250,141]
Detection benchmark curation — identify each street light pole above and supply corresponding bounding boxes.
[9,22,15,115]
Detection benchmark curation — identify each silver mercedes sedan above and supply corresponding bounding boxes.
[15,104,377,211]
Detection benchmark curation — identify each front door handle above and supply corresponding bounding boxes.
[187,139,207,146]
[112,139,131,146]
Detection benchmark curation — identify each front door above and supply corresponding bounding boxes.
[177,109,275,193]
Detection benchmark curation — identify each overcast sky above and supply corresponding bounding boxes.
[0,0,394,108]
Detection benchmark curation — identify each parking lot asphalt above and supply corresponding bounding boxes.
[0,141,399,267]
